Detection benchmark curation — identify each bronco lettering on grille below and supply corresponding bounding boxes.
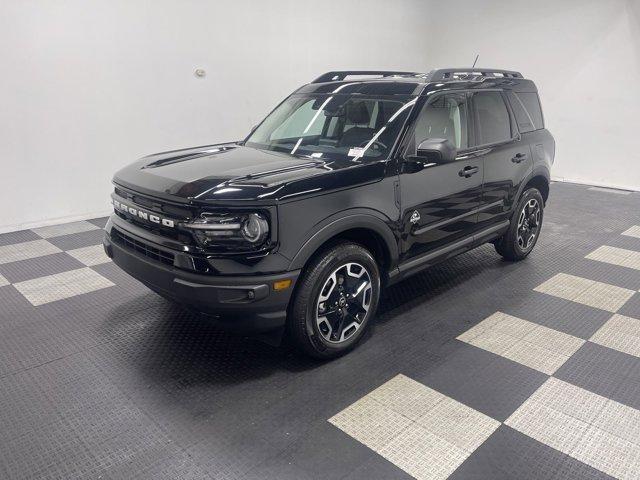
[112,199,175,228]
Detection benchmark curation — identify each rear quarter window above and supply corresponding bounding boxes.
[507,91,544,133]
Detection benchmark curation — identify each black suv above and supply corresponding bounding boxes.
[104,68,554,358]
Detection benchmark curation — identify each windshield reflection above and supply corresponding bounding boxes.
[246,88,417,162]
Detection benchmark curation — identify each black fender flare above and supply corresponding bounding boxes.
[287,209,399,272]
[515,165,551,208]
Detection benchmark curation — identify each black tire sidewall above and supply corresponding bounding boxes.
[498,187,544,260]
[291,243,380,358]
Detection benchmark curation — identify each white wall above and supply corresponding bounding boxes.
[2,0,639,233]
[425,0,640,192]
[0,0,430,232]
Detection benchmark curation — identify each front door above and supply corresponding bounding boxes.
[399,92,483,263]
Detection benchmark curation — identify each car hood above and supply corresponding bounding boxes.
[113,143,385,203]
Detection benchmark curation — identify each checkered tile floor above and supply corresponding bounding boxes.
[1,183,640,479]
[329,187,640,479]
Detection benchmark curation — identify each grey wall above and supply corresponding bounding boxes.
[0,0,430,232]
[2,0,639,232]
[425,0,640,192]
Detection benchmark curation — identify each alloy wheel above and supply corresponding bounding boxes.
[315,262,373,344]
[517,198,541,251]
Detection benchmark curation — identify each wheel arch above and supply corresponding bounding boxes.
[520,167,550,204]
[287,212,399,278]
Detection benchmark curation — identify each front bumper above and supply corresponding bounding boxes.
[103,218,299,333]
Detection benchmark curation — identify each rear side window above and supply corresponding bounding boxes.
[472,91,511,145]
[507,91,544,132]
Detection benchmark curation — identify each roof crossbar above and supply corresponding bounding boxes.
[427,68,523,81]
[312,70,419,83]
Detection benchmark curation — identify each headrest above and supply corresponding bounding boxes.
[345,101,370,124]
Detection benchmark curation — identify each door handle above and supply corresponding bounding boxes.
[511,153,528,163]
[458,166,479,178]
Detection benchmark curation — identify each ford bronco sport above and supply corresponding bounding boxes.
[104,68,554,358]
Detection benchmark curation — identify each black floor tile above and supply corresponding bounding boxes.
[617,292,640,318]
[450,426,564,480]
[553,456,617,480]
[555,342,640,410]
[276,420,381,480]
[410,343,548,421]
[0,252,85,283]
[47,228,105,250]
[88,216,110,228]
[0,229,40,246]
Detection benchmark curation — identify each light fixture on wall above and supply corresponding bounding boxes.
[194,68,206,78]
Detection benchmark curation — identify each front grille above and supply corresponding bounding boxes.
[113,187,196,245]
[112,228,175,266]
[114,187,194,218]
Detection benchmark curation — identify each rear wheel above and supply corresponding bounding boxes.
[287,242,380,359]
[495,187,544,261]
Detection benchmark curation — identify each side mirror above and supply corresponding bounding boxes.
[416,138,457,164]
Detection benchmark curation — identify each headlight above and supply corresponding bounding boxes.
[240,213,269,243]
[180,212,270,250]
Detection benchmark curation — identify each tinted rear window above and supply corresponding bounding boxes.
[473,91,511,145]
[508,91,544,132]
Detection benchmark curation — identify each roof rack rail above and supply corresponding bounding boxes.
[427,68,523,81]
[312,70,419,83]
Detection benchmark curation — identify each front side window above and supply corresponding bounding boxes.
[246,94,415,161]
[472,91,512,145]
[406,92,469,155]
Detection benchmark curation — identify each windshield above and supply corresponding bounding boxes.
[245,93,416,161]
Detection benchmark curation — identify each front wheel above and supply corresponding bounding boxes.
[287,242,380,359]
[495,188,544,261]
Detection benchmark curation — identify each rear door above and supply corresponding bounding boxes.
[398,92,483,262]
[470,90,532,230]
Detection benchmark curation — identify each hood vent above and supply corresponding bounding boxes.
[142,146,235,169]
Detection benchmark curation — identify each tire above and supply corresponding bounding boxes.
[287,242,381,359]
[494,187,544,261]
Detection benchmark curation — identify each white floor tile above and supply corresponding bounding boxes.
[0,273,8,287]
[525,378,609,424]
[367,374,445,421]
[572,425,640,480]
[501,341,570,375]
[0,239,62,265]
[507,378,640,480]
[416,396,499,452]
[534,273,595,300]
[590,314,640,358]
[593,400,640,446]
[622,225,640,239]
[66,244,111,267]
[32,221,99,239]
[522,324,585,357]
[506,397,590,453]
[328,395,412,451]
[330,375,499,479]
[589,246,640,269]
[586,245,635,266]
[13,267,115,306]
[379,424,468,480]
[574,281,636,313]
[457,312,584,374]
[534,273,634,312]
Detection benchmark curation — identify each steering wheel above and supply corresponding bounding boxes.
[358,139,387,150]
